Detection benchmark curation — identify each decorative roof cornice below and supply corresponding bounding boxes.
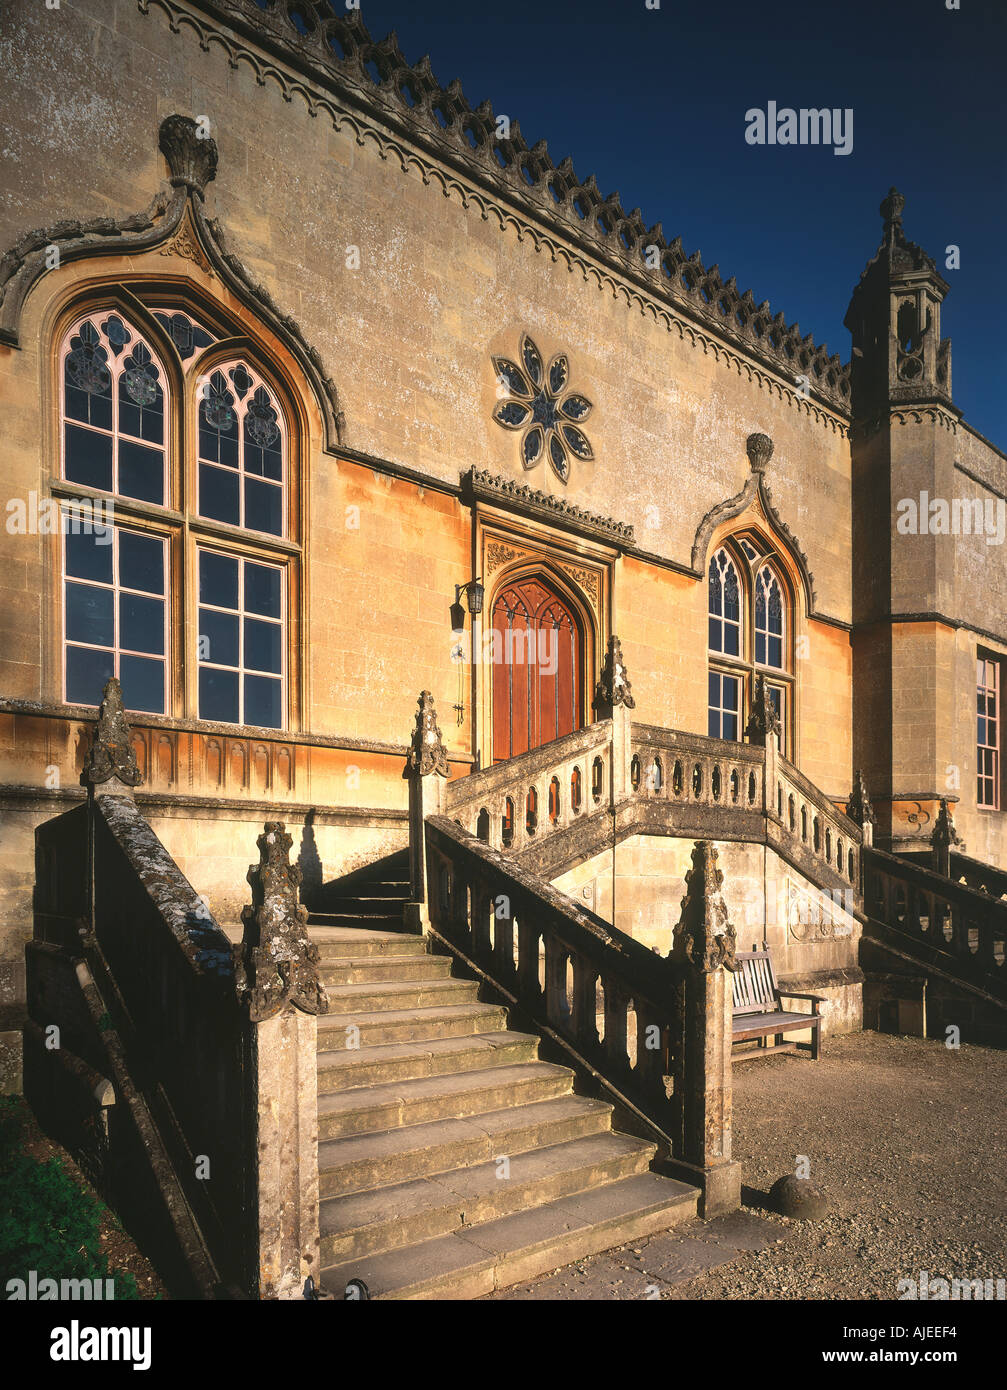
[144,0,852,418]
[463,468,635,547]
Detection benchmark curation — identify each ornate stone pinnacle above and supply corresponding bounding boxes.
[932,798,964,853]
[235,822,328,1023]
[593,635,635,713]
[82,677,142,790]
[408,691,449,777]
[745,432,774,473]
[158,114,218,200]
[745,673,781,746]
[880,186,905,228]
[846,770,875,827]
[672,842,737,973]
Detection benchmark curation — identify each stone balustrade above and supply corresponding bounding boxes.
[864,845,1007,996]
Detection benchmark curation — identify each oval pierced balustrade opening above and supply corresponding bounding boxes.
[730,769,740,803]
[525,787,538,836]
[748,772,757,805]
[592,757,604,804]
[673,761,683,796]
[651,758,664,795]
[801,806,808,841]
[712,766,722,801]
[570,765,583,813]
[501,796,515,848]
[692,764,703,798]
[630,755,641,792]
[813,816,821,853]
[476,808,490,843]
[788,794,796,831]
[548,776,561,826]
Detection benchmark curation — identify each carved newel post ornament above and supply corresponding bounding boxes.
[236,822,328,1023]
[593,636,634,803]
[82,678,143,795]
[745,672,781,749]
[847,770,875,847]
[931,797,963,877]
[238,822,325,1300]
[669,842,741,1218]
[406,692,449,931]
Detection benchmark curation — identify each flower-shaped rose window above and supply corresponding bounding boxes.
[492,334,593,484]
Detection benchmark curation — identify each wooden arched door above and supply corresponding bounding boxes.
[491,573,583,762]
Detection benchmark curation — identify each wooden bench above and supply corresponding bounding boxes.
[732,947,824,1061]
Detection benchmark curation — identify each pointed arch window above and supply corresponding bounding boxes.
[61,313,167,505]
[197,362,285,537]
[707,536,795,754]
[57,298,296,730]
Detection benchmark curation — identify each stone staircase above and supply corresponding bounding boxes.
[306,858,697,1298]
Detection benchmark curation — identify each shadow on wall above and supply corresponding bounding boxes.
[296,809,324,908]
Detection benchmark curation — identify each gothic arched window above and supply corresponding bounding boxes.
[61,313,167,505]
[58,299,295,729]
[707,535,794,753]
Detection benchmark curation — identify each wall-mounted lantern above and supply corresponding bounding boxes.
[450,579,483,724]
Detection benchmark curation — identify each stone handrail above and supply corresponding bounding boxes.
[444,720,614,852]
[863,845,1007,997]
[423,816,740,1215]
[948,850,1007,902]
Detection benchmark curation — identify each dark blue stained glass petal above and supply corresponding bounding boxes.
[493,399,531,429]
[522,425,543,467]
[491,357,532,398]
[520,335,543,389]
[548,430,569,482]
[559,393,592,421]
[547,354,569,395]
[561,424,593,460]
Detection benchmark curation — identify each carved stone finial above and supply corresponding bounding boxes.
[82,678,142,790]
[745,432,774,472]
[158,114,218,200]
[408,691,449,777]
[235,822,328,1023]
[846,770,876,828]
[880,186,905,229]
[672,842,737,973]
[744,673,782,746]
[593,635,635,713]
[932,798,964,853]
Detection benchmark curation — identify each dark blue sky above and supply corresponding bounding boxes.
[360,0,1006,446]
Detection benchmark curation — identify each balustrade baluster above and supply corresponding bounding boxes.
[603,981,630,1080]
[544,936,570,1027]
[516,916,542,1002]
[571,955,599,1052]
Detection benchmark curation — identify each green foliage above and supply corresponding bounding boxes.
[0,1097,139,1299]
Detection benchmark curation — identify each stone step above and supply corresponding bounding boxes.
[319,954,452,987]
[319,1132,660,1265]
[308,926,425,958]
[316,1030,540,1094]
[317,1061,573,1139]
[310,911,405,931]
[317,1094,614,1197]
[318,1001,509,1047]
[318,895,411,914]
[323,977,480,1015]
[320,1172,698,1299]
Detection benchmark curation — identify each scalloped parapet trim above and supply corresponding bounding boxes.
[156,0,852,416]
[464,468,636,546]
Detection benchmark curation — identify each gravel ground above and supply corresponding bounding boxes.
[490,1030,1006,1300]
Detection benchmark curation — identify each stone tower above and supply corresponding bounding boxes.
[845,189,960,849]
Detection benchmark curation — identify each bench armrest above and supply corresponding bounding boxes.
[777,991,826,1009]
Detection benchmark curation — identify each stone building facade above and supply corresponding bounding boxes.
[1,0,1004,1089]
